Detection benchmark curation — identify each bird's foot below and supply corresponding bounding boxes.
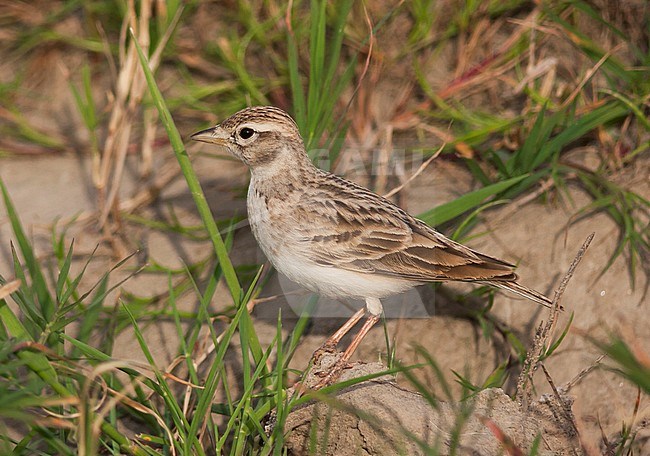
[299,350,351,391]
[311,360,348,390]
[310,340,338,364]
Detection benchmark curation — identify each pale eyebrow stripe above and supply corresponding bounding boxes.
[239,122,279,132]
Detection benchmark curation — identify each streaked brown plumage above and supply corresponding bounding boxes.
[192,106,552,386]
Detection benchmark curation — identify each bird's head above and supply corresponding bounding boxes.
[191,106,307,171]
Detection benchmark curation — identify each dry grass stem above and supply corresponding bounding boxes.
[560,45,623,110]
[541,362,580,440]
[97,1,182,234]
[516,232,595,405]
[565,355,605,391]
[0,279,21,299]
[383,144,443,199]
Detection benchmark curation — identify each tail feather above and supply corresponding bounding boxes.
[483,280,556,309]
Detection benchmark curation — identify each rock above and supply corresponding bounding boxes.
[283,355,581,455]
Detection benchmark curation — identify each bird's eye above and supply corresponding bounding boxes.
[238,127,255,139]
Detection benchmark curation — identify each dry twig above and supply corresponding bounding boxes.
[516,232,595,405]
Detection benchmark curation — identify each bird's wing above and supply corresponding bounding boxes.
[293,172,517,283]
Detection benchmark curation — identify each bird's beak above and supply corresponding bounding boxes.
[190,126,229,146]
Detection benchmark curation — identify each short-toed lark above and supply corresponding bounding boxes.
[192,106,552,386]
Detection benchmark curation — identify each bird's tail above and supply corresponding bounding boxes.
[483,280,557,309]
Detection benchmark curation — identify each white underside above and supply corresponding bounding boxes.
[272,252,416,300]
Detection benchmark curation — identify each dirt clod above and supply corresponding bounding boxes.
[285,355,581,455]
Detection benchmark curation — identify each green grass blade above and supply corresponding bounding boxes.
[122,303,197,454]
[185,266,264,454]
[418,174,528,226]
[287,28,306,130]
[543,5,635,85]
[512,105,561,174]
[593,336,650,394]
[532,100,629,169]
[72,275,108,352]
[8,247,45,332]
[131,30,242,305]
[54,240,75,305]
[0,179,55,322]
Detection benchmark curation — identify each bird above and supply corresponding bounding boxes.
[191,106,553,388]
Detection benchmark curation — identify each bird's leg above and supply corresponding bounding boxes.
[311,307,366,359]
[339,313,381,364]
[293,307,366,394]
[311,297,383,390]
[311,313,381,390]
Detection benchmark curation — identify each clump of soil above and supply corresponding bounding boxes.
[284,354,581,455]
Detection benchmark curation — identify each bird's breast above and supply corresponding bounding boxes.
[247,181,304,260]
[247,184,280,257]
